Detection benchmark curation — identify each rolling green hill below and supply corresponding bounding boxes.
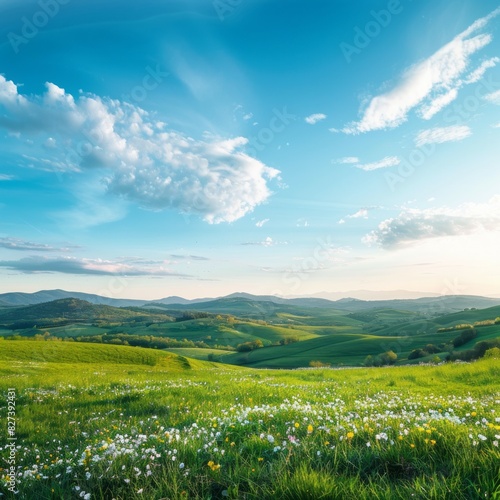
[1,296,499,369]
[0,339,203,369]
[0,298,174,329]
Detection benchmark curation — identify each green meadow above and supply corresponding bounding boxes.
[1,341,499,499]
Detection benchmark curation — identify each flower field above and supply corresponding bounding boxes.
[1,345,499,499]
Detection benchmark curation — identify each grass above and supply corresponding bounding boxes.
[0,341,499,499]
[165,348,235,360]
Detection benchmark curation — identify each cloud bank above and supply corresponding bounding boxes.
[0,75,280,224]
[0,255,189,276]
[363,196,500,249]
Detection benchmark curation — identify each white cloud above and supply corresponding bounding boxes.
[0,174,14,181]
[363,196,500,249]
[305,113,327,125]
[243,113,253,120]
[355,156,400,171]
[255,218,269,227]
[492,122,500,128]
[484,89,500,105]
[242,236,287,246]
[0,75,280,224]
[0,255,189,276]
[419,89,458,120]
[0,237,74,252]
[347,209,369,219]
[296,218,309,227]
[464,56,500,83]
[415,125,471,146]
[343,7,500,133]
[332,156,359,164]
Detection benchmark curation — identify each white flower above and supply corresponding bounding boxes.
[267,435,275,444]
[179,463,185,469]
[478,434,487,441]
[137,489,143,494]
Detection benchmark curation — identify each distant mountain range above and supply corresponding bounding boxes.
[0,289,499,315]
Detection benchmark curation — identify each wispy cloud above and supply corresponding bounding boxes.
[0,237,75,252]
[484,89,500,105]
[343,7,500,133]
[242,236,287,247]
[415,125,471,147]
[332,156,359,164]
[355,156,400,171]
[0,75,280,224]
[464,56,500,83]
[296,218,309,227]
[305,113,327,125]
[169,254,209,261]
[0,255,189,276]
[0,174,14,181]
[347,209,369,219]
[363,196,500,249]
[255,218,269,227]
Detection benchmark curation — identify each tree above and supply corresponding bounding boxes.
[379,350,398,365]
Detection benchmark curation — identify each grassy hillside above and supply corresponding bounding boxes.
[0,342,498,499]
[0,340,207,369]
[0,298,173,329]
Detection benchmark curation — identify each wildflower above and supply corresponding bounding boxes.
[410,444,415,448]
[307,425,313,433]
[430,440,436,445]
[478,434,487,441]
[347,432,354,440]
[258,458,264,462]
[294,423,300,428]
[471,412,477,417]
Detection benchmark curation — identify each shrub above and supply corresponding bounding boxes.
[452,328,477,348]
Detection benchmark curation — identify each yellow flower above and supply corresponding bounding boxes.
[324,441,330,446]
[258,457,264,462]
[398,435,403,441]
[347,432,354,440]
[307,425,313,433]
[410,443,415,448]
[230,442,235,447]
[426,429,432,434]
[294,423,300,428]
[471,411,477,417]
[430,440,436,446]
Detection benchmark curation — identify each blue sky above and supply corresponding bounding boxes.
[0,0,499,300]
